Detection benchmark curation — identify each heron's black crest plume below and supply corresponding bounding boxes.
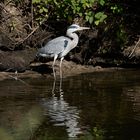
[68,25,79,29]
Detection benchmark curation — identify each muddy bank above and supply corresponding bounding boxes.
[0,1,140,80]
[0,60,122,81]
[0,48,37,72]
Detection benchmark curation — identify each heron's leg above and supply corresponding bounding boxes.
[60,57,64,79]
[59,76,63,94]
[52,79,56,94]
[15,70,18,80]
[52,55,58,79]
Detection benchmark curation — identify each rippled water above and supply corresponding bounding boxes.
[0,69,140,140]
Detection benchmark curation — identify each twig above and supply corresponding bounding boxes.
[31,0,34,28]
[0,3,14,16]
[8,74,30,86]
[23,24,33,30]
[16,26,39,45]
[128,37,140,58]
[1,1,50,46]
[15,16,49,45]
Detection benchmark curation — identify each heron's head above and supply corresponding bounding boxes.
[67,24,90,34]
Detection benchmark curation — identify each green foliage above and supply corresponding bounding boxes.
[91,126,105,140]
[9,21,16,32]
[110,4,123,14]
[32,0,48,24]
[116,25,127,48]
[94,12,107,25]
[32,0,109,25]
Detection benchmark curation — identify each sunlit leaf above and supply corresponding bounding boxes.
[89,16,94,24]
[95,12,107,22]
[99,0,105,6]
[95,20,100,25]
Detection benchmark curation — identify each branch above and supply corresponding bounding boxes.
[128,37,140,58]
[16,26,39,45]
[31,0,34,28]
[15,18,48,45]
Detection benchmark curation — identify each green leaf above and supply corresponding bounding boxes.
[99,0,105,6]
[89,16,94,24]
[53,0,58,5]
[85,15,89,21]
[79,12,83,16]
[43,7,48,13]
[86,3,90,8]
[32,0,41,4]
[90,0,95,3]
[76,6,81,12]
[39,8,43,13]
[32,0,36,4]
[95,12,107,22]
[94,20,100,25]
[81,0,86,4]
[100,14,107,22]
[95,12,103,19]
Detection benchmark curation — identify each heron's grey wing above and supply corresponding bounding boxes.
[37,36,70,58]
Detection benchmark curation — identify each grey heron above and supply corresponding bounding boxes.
[37,24,90,79]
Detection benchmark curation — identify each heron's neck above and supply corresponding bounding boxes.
[66,32,79,48]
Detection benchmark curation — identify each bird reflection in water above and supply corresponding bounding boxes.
[41,79,83,138]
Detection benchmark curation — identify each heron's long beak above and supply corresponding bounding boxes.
[78,27,90,30]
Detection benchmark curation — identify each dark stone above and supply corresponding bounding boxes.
[0,48,37,72]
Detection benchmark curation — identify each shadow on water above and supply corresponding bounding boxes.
[1,69,140,139]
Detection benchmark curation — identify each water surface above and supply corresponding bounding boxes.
[0,69,140,140]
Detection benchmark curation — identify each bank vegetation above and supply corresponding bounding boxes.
[0,0,140,72]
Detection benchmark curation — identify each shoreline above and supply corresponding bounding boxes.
[0,60,123,81]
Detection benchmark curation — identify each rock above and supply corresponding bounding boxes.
[0,31,13,51]
[0,48,37,72]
